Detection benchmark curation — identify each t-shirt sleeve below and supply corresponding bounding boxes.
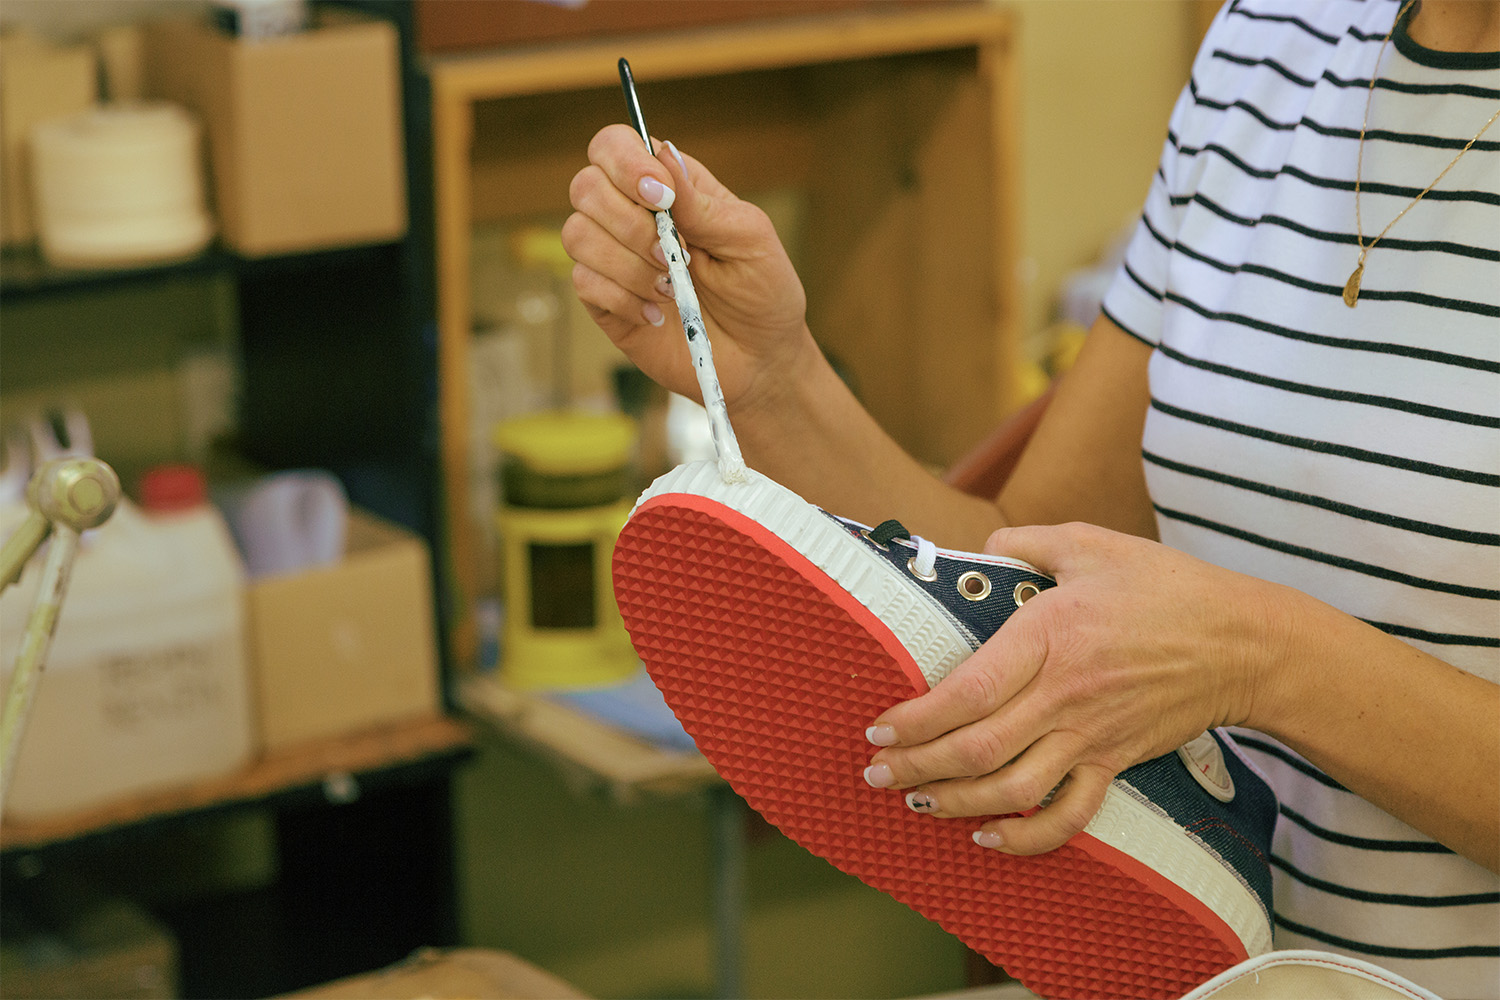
[1100,1,1233,348]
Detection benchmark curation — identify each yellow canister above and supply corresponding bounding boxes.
[490,412,639,689]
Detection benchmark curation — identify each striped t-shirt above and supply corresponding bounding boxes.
[1098,0,1499,994]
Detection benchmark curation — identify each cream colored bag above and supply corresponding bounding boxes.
[1180,950,1443,1000]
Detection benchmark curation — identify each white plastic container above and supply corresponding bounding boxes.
[30,102,214,268]
[0,473,255,821]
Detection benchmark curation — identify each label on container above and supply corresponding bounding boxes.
[98,633,241,731]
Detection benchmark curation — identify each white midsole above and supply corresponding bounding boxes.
[631,460,1272,958]
[633,461,980,688]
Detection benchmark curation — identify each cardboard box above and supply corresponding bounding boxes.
[247,509,440,752]
[143,9,406,257]
[0,31,97,246]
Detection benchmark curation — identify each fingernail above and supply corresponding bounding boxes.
[654,238,690,268]
[638,176,675,211]
[655,272,673,295]
[642,302,665,327]
[972,829,1003,850]
[666,139,688,176]
[863,763,895,788]
[866,724,897,747]
[906,791,938,813]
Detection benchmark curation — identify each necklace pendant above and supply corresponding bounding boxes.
[1343,262,1364,308]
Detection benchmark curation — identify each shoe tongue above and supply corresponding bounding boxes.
[1177,733,1236,802]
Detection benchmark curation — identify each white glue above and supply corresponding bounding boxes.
[655,212,746,484]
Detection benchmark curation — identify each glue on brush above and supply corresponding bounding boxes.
[618,58,746,485]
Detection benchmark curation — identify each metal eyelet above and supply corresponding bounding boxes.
[859,529,889,551]
[1012,581,1041,607]
[906,556,938,582]
[956,571,991,602]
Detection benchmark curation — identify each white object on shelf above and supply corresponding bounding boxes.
[211,0,310,41]
[665,392,717,467]
[0,496,255,820]
[30,102,214,268]
[217,470,348,579]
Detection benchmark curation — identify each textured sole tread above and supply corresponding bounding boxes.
[615,492,1244,998]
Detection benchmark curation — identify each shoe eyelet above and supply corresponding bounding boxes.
[1012,581,1041,607]
[956,571,991,601]
[859,529,890,551]
[906,556,938,582]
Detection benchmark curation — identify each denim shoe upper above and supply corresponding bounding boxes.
[1116,733,1278,932]
[830,510,1278,932]
[827,513,1055,651]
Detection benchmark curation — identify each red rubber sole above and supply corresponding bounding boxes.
[613,493,1244,998]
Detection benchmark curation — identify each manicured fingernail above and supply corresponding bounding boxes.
[906,791,938,813]
[655,272,673,295]
[638,176,675,210]
[653,238,690,268]
[863,763,895,788]
[973,829,1003,849]
[642,302,665,327]
[866,724,897,746]
[666,139,688,176]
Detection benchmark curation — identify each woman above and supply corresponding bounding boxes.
[563,0,1499,993]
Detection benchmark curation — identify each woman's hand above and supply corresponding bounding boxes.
[563,124,815,413]
[864,521,1288,854]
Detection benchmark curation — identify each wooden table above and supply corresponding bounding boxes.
[459,674,717,802]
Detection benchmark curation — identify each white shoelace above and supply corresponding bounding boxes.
[911,535,937,579]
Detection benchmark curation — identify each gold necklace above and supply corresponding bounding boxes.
[1345,0,1500,307]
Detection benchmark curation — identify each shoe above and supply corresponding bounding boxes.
[613,461,1278,999]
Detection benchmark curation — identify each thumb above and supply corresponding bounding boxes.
[983,523,1090,580]
[653,139,758,258]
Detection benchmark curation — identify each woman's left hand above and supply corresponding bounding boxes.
[863,521,1291,854]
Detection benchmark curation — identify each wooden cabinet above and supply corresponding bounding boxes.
[429,3,1021,666]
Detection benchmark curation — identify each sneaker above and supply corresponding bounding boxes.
[612,461,1279,999]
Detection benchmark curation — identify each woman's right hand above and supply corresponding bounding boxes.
[563,124,815,412]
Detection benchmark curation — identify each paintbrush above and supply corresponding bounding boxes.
[618,57,746,484]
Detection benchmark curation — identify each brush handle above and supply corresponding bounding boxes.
[655,214,745,482]
[618,59,653,152]
[618,57,746,483]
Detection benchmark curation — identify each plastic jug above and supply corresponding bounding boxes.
[0,464,255,820]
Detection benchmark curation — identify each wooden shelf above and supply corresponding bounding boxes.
[429,3,1020,667]
[0,240,406,302]
[0,714,474,852]
[460,674,719,802]
[429,2,1005,97]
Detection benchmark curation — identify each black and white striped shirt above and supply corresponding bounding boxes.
[1100,1,1499,994]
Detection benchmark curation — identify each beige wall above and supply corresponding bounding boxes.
[1004,0,1205,348]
